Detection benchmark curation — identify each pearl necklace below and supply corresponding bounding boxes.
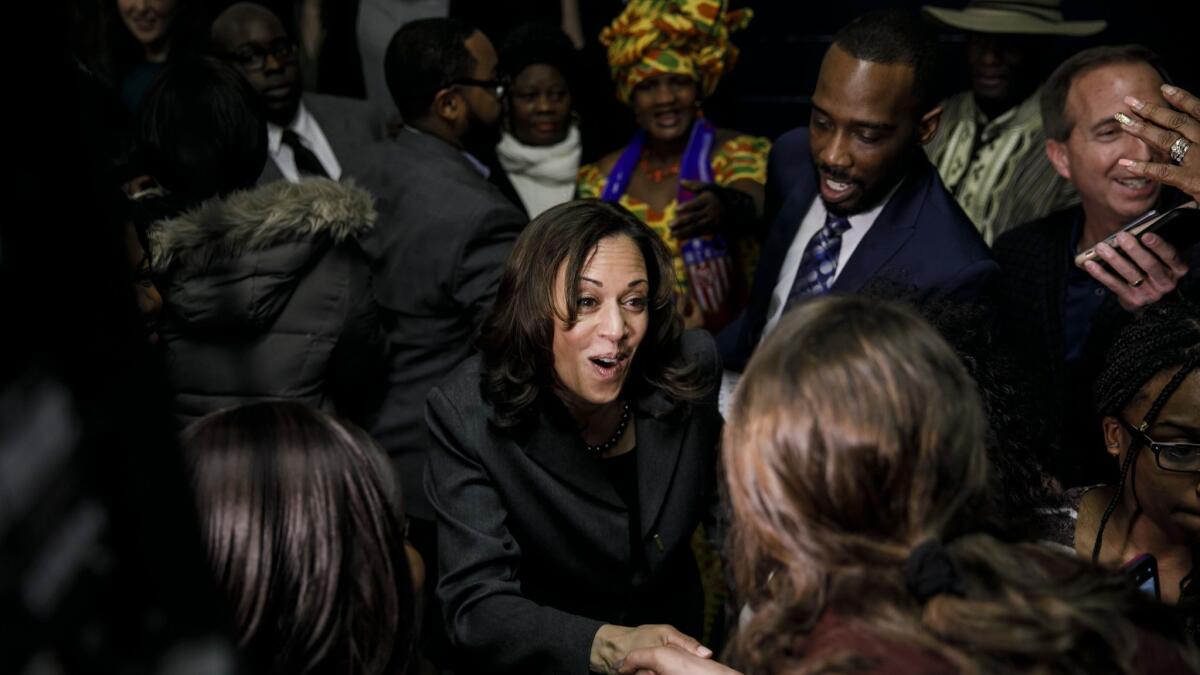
[585,402,631,456]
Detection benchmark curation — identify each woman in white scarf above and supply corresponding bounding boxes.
[495,23,582,219]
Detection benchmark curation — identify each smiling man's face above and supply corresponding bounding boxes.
[1046,61,1168,232]
[808,44,938,216]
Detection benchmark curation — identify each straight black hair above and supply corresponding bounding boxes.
[138,56,267,207]
[384,17,477,122]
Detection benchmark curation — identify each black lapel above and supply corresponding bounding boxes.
[829,162,934,292]
[745,178,817,345]
[257,156,285,185]
[633,392,689,537]
[517,400,624,509]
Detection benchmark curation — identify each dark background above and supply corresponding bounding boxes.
[714,0,1198,140]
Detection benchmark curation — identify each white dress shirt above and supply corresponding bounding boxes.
[719,182,904,417]
[267,103,341,182]
[761,182,902,337]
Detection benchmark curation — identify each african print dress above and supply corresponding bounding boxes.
[576,134,770,293]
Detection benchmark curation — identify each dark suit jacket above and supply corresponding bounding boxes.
[718,128,997,371]
[350,129,527,519]
[993,204,1200,486]
[258,92,383,184]
[424,331,723,674]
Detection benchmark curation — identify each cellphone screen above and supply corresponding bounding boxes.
[1122,554,1160,600]
[1137,573,1159,598]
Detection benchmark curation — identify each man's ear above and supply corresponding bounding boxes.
[917,104,943,145]
[1101,416,1126,460]
[432,87,461,124]
[1045,138,1071,181]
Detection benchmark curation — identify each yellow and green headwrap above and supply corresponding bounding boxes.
[600,0,753,105]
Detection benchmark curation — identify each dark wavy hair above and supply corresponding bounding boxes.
[478,199,708,429]
[183,401,415,674]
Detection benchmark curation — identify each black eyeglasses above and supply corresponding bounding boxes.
[1118,417,1200,473]
[450,77,506,99]
[220,39,297,72]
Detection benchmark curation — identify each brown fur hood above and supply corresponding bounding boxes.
[149,178,375,272]
[149,178,375,332]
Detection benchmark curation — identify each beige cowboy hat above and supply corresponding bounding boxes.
[922,0,1106,36]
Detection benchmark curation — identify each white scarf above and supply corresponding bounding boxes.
[496,124,582,218]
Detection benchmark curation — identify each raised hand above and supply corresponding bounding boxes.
[1115,84,1200,201]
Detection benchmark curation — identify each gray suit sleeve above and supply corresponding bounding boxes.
[424,387,603,673]
[452,204,525,334]
[326,247,387,426]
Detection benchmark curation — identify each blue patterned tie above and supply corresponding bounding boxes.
[786,212,852,303]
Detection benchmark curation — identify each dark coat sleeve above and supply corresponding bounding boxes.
[452,203,526,336]
[424,387,604,673]
[325,242,388,427]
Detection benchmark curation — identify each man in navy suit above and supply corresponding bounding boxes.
[719,10,996,372]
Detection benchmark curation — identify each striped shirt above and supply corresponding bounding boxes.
[926,88,1079,246]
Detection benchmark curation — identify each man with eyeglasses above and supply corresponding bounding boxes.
[212,3,381,183]
[345,21,524,667]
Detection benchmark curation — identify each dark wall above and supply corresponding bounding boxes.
[708,0,1197,141]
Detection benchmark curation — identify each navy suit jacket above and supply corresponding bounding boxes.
[718,128,997,371]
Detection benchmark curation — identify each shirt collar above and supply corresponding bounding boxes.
[266,101,313,155]
[460,149,491,178]
[969,87,1044,142]
[404,126,491,178]
[820,177,903,230]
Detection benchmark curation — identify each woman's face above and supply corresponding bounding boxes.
[117,0,176,49]
[508,64,572,147]
[551,235,650,409]
[631,72,699,145]
[1106,369,1200,544]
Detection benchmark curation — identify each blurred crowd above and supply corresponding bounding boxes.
[4,0,1200,673]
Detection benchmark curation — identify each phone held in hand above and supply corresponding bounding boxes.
[1120,553,1160,601]
[1074,200,1200,269]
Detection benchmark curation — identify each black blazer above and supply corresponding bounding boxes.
[718,128,997,371]
[423,331,723,673]
[993,204,1200,486]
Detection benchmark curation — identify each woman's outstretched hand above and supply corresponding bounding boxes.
[616,643,741,675]
[591,624,712,675]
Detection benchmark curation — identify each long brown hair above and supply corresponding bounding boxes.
[724,296,1193,674]
[183,401,415,674]
[478,199,709,428]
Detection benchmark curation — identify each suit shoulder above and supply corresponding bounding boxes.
[771,127,810,156]
[429,353,489,413]
[993,207,1076,256]
[680,329,720,379]
[912,172,991,261]
[305,91,369,110]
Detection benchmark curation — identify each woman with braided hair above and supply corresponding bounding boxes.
[1070,301,1200,621]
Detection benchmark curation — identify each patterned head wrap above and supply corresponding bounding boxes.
[601,0,752,104]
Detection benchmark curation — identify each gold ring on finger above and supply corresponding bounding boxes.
[1129,276,1146,288]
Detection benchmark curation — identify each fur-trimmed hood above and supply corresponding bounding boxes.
[150,178,376,332]
[150,178,375,271]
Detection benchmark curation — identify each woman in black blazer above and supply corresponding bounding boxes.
[424,200,723,673]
